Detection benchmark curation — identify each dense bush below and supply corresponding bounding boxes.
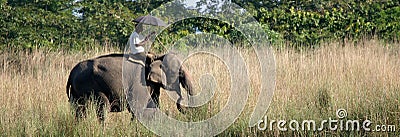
[258,0,400,46]
[0,0,399,50]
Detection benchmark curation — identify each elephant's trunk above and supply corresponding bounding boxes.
[179,67,194,96]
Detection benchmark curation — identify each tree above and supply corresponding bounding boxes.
[1,0,81,49]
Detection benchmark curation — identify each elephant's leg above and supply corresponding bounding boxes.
[127,103,136,121]
[95,92,110,121]
[151,86,161,108]
[74,97,88,120]
[147,83,161,108]
[175,90,185,113]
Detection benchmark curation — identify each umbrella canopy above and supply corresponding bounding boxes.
[133,15,167,27]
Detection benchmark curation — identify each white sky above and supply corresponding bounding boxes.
[183,0,201,9]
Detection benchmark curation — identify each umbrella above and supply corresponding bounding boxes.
[133,15,167,27]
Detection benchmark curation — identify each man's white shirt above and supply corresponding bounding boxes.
[128,31,145,54]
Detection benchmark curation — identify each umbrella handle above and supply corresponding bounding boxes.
[148,37,167,53]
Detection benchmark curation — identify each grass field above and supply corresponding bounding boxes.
[0,39,399,136]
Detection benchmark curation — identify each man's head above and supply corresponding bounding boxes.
[135,23,144,33]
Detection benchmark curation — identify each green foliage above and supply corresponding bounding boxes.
[1,0,86,49]
[75,0,137,45]
[154,17,246,49]
[0,0,399,50]
[258,0,400,46]
[0,0,171,50]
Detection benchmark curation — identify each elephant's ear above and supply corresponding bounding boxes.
[148,60,167,86]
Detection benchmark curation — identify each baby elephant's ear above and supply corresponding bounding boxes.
[148,60,167,86]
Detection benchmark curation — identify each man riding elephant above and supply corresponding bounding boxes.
[66,15,194,121]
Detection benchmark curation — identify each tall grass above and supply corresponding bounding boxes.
[0,39,399,136]
[261,39,400,136]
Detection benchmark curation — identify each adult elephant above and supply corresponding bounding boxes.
[66,53,194,121]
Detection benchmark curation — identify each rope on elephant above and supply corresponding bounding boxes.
[128,57,145,66]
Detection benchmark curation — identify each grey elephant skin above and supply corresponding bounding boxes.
[66,53,194,120]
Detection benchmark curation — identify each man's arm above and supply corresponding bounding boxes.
[136,32,156,46]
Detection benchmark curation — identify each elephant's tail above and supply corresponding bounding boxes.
[66,73,73,102]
